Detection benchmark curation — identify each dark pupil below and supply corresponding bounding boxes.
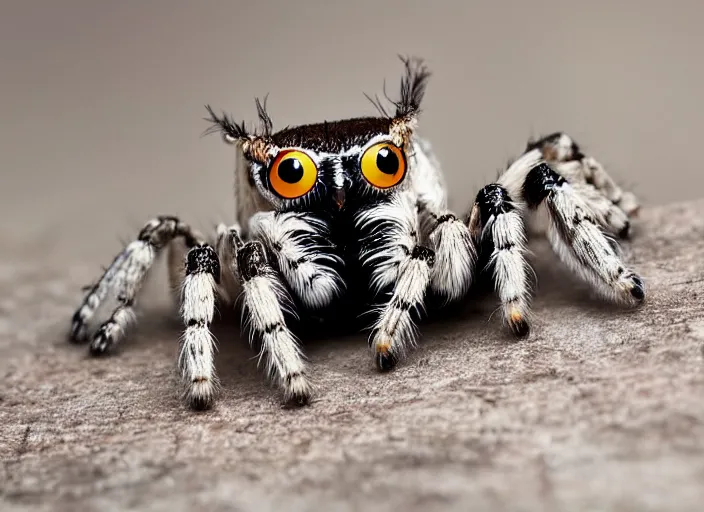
[376,147,399,175]
[278,158,304,184]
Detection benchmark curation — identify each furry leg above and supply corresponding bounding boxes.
[527,132,640,216]
[70,216,202,354]
[226,229,311,405]
[581,155,639,216]
[248,211,344,310]
[567,175,632,238]
[468,184,532,338]
[355,191,434,370]
[411,138,475,302]
[178,244,221,410]
[523,163,646,305]
[501,150,631,239]
[421,212,476,303]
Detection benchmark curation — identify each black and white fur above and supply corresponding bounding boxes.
[69,57,645,410]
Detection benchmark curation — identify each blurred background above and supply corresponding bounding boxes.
[1,0,702,263]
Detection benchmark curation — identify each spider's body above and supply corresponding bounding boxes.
[69,57,645,410]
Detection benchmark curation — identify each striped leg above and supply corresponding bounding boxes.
[224,227,311,406]
[355,192,435,370]
[468,184,532,338]
[178,244,221,410]
[69,216,202,354]
[522,163,646,305]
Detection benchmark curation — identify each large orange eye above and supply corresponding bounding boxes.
[268,149,318,199]
[360,142,407,189]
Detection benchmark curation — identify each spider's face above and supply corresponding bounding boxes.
[242,116,413,213]
[205,56,430,215]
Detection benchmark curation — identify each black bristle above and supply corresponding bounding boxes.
[395,55,431,117]
[363,55,431,119]
[255,94,273,136]
[202,104,250,141]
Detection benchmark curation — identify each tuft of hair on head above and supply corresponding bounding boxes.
[364,55,431,120]
[395,55,431,117]
[203,96,274,144]
[254,94,273,137]
[203,105,249,144]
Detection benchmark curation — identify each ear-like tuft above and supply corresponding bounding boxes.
[363,55,432,120]
[395,55,431,118]
[254,95,273,137]
[203,105,250,144]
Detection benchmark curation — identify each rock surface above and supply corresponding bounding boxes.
[1,199,704,512]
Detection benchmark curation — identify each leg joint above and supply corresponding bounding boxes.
[411,245,435,266]
[475,183,514,225]
[236,241,269,281]
[186,245,221,283]
[523,163,566,208]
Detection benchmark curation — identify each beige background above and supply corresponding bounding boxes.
[1,0,702,259]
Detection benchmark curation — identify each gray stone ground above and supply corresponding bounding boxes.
[1,199,703,512]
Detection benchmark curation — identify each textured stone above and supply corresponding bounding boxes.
[1,200,704,512]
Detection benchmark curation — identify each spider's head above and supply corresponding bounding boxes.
[204,56,430,214]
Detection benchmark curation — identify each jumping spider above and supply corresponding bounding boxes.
[69,57,645,409]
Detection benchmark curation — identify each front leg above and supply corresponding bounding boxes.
[467,184,532,338]
[355,192,435,370]
[178,244,221,410]
[222,227,312,406]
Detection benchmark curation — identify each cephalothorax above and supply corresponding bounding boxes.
[69,57,645,409]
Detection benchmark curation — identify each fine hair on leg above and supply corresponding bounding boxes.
[355,190,435,370]
[178,244,221,410]
[70,216,203,354]
[225,227,312,406]
[522,163,645,305]
[468,183,533,338]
